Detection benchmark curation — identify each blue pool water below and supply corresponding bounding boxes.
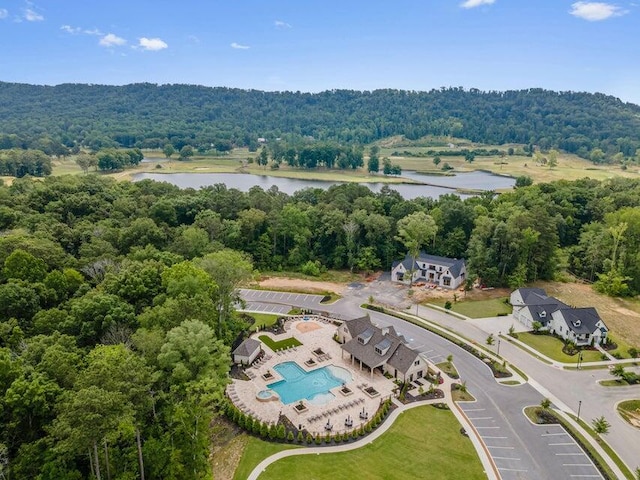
[268,361,352,405]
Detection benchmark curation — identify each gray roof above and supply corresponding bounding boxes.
[386,343,420,374]
[515,288,548,303]
[393,252,466,278]
[233,338,261,357]
[556,308,606,335]
[341,317,420,374]
[343,315,373,338]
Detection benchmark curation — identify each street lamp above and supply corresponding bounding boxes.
[497,331,501,356]
[577,351,583,370]
[577,400,582,424]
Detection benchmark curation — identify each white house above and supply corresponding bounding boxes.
[391,252,466,289]
[232,338,262,365]
[510,288,608,346]
[337,315,427,382]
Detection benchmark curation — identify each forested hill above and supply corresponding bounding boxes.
[1,82,640,157]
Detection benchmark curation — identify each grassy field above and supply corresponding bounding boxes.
[517,333,603,363]
[247,313,280,332]
[258,335,302,351]
[257,405,485,480]
[380,143,640,185]
[232,436,298,480]
[431,297,512,318]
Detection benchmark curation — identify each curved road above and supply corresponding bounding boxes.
[240,288,610,479]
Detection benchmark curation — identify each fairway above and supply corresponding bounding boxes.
[257,405,485,480]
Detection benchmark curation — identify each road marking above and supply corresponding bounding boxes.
[468,416,493,420]
[481,436,507,439]
[549,442,575,446]
[556,453,585,456]
[563,464,593,467]
[475,426,500,429]
[569,475,601,478]
[464,408,486,412]
[541,432,568,436]
[487,446,514,450]
[498,468,528,472]
[492,456,520,461]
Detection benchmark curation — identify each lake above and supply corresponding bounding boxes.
[132,170,514,200]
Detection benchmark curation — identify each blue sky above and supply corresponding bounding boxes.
[0,0,638,104]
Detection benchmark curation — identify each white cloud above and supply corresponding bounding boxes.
[274,20,291,28]
[84,28,103,36]
[569,2,627,20]
[231,42,250,49]
[0,8,8,19]
[99,33,127,47]
[61,24,81,34]
[138,37,168,51]
[460,0,495,9]
[24,7,43,21]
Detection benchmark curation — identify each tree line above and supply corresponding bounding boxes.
[2,173,640,477]
[1,83,639,162]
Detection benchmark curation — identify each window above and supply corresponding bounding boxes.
[443,277,451,286]
[358,337,365,345]
[414,359,420,366]
[375,347,382,355]
[429,265,436,270]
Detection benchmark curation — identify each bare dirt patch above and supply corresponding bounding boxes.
[413,286,510,303]
[257,277,347,295]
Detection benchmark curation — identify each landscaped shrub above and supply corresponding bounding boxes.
[444,301,452,310]
[277,424,286,440]
[325,433,331,444]
[268,425,277,440]
[628,347,639,358]
[334,432,343,443]
[305,433,313,444]
[365,422,372,433]
[314,435,322,445]
[297,431,304,443]
[287,431,294,442]
[260,423,269,438]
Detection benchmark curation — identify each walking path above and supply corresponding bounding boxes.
[247,371,499,480]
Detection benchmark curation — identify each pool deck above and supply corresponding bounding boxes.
[227,317,396,437]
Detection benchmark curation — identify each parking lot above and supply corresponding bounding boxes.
[239,289,326,314]
[460,404,602,480]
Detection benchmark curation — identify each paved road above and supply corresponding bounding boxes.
[240,288,604,480]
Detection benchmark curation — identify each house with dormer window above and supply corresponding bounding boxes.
[510,288,608,346]
[336,315,427,382]
[391,251,466,289]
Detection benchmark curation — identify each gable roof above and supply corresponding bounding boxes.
[555,307,606,335]
[233,338,261,357]
[514,288,548,303]
[343,315,373,338]
[386,343,420,374]
[393,252,466,278]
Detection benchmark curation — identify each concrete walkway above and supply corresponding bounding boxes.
[247,372,499,480]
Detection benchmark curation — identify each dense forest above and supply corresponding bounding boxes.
[1,83,639,161]
[2,173,640,478]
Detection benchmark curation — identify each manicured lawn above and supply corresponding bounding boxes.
[258,405,485,480]
[247,313,280,332]
[517,332,602,363]
[233,435,299,480]
[600,379,630,387]
[436,361,459,379]
[431,297,512,318]
[258,335,302,351]
[607,333,636,359]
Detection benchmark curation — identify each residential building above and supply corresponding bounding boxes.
[391,251,466,289]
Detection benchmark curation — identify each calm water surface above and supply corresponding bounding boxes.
[133,169,514,200]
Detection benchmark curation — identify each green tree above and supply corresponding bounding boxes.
[179,145,194,161]
[367,146,379,174]
[163,143,175,159]
[197,250,254,338]
[433,156,441,167]
[395,211,438,285]
[591,416,610,435]
[3,249,47,283]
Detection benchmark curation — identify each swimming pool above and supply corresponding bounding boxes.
[268,361,353,405]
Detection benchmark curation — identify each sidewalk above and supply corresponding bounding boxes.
[247,372,499,480]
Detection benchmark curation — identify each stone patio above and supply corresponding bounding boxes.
[227,316,397,437]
